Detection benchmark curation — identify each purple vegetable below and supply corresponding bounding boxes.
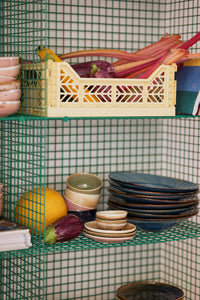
[71,60,115,102]
[45,214,83,244]
[71,60,115,78]
[89,63,112,78]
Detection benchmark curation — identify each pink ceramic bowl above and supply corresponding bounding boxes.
[0,57,19,68]
[0,75,16,83]
[0,65,20,77]
[0,80,20,92]
[64,188,101,209]
[63,193,94,211]
[0,89,21,102]
[0,101,20,117]
[0,198,2,216]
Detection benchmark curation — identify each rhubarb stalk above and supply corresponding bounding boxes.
[59,49,152,62]
[137,48,187,79]
[178,31,200,50]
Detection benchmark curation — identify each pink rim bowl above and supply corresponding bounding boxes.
[0,80,21,92]
[64,188,101,209]
[0,89,21,102]
[0,65,20,77]
[63,193,95,211]
[0,101,21,117]
[0,57,19,68]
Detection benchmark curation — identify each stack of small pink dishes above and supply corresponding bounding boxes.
[83,210,136,243]
[0,57,21,117]
[0,183,3,216]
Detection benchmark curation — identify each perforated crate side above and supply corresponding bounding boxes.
[21,61,177,118]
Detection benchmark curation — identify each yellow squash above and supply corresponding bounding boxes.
[15,187,67,234]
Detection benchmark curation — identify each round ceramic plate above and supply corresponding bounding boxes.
[116,281,184,300]
[109,182,199,200]
[127,211,198,232]
[109,172,199,193]
[108,195,199,209]
[84,221,136,234]
[109,189,199,204]
[108,201,199,219]
[108,199,199,215]
[83,230,136,243]
[83,227,136,238]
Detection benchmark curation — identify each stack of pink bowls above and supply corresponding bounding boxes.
[0,57,21,117]
[63,173,103,223]
[0,183,3,216]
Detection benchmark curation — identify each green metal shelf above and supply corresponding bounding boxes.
[0,113,199,123]
[1,220,200,259]
[40,220,200,253]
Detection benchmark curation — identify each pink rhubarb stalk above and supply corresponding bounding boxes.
[133,34,181,57]
[112,34,182,67]
[114,57,159,78]
[125,66,152,79]
[137,48,187,79]
[178,31,200,50]
[59,49,150,62]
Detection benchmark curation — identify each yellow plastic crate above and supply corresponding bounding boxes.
[20,60,177,117]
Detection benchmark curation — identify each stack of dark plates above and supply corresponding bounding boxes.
[108,172,199,232]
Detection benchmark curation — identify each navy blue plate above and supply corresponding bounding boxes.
[109,172,199,193]
[109,189,199,205]
[108,197,199,213]
[108,200,199,219]
[127,213,197,232]
[109,181,198,200]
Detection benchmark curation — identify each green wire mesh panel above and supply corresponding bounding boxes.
[46,0,169,59]
[0,119,47,300]
[0,0,47,117]
[44,244,161,300]
[44,118,199,299]
[0,120,46,227]
[1,252,45,300]
[1,117,200,299]
[0,0,200,300]
[162,238,200,300]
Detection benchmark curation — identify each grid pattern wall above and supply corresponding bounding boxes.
[167,0,200,47]
[160,117,200,299]
[0,1,46,57]
[47,0,167,61]
[162,118,200,183]
[0,0,200,300]
[44,244,161,300]
[46,118,163,207]
[1,253,45,300]
[161,238,200,300]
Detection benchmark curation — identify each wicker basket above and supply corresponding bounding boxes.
[20,60,177,117]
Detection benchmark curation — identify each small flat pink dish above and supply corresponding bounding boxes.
[0,65,20,77]
[0,57,19,68]
[83,230,136,243]
[0,80,20,92]
[84,221,136,234]
[0,89,21,102]
[83,227,135,238]
[0,101,20,117]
